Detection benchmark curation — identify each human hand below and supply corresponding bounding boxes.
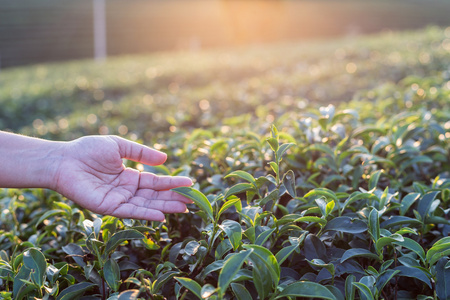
[52,135,193,221]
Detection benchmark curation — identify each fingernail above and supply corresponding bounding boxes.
[184,208,190,213]
[161,218,166,223]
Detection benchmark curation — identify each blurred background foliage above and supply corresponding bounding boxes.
[1,0,450,67]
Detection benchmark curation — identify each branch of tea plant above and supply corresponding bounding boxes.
[192,219,219,277]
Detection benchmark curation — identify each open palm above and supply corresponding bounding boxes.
[53,135,192,221]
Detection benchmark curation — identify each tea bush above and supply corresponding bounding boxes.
[0,27,449,299]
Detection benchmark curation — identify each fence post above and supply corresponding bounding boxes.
[93,0,107,62]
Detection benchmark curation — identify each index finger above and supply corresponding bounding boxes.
[111,136,167,166]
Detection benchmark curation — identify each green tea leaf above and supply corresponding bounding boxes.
[368,170,383,190]
[201,284,216,299]
[56,282,96,300]
[380,216,422,229]
[375,234,404,254]
[218,250,252,297]
[275,281,337,299]
[393,237,425,262]
[219,220,242,250]
[118,290,140,300]
[105,229,145,256]
[368,208,380,242]
[231,283,253,300]
[23,248,46,288]
[393,266,432,289]
[172,186,214,221]
[341,248,381,263]
[225,170,255,184]
[255,227,276,246]
[243,244,280,299]
[305,188,338,202]
[282,170,296,198]
[35,209,66,228]
[152,271,180,293]
[375,269,400,293]
[13,265,31,300]
[295,216,327,227]
[418,191,439,219]
[175,277,202,299]
[435,258,450,300]
[224,183,255,200]
[323,217,367,234]
[400,193,421,215]
[277,143,295,160]
[218,197,242,219]
[426,237,450,265]
[104,258,121,292]
[275,244,299,266]
[267,137,279,152]
[345,275,356,300]
[353,282,374,300]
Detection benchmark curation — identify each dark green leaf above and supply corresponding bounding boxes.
[368,208,380,242]
[275,244,299,266]
[56,282,96,300]
[243,244,280,299]
[105,229,145,256]
[104,259,121,292]
[353,282,374,300]
[275,281,337,299]
[393,237,425,263]
[393,266,432,289]
[341,248,381,263]
[380,216,422,229]
[375,234,404,254]
[418,191,439,219]
[231,283,253,300]
[282,170,297,198]
[13,265,31,300]
[345,275,356,300]
[435,258,450,300]
[400,193,421,216]
[219,220,242,250]
[323,217,367,234]
[218,250,252,297]
[368,170,383,190]
[23,248,46,288]
[304,234,327,261]
[255,227,276,246]
[375,269,400,293]
[152,271,180,293]
[175,277,202,299]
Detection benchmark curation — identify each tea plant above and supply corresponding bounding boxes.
[0,27,449,299]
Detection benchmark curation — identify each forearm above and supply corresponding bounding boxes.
[0,131,64,189]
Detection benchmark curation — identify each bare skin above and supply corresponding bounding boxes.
[0,131,193,221]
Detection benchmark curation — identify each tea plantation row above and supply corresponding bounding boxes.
[0,27,449,299]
